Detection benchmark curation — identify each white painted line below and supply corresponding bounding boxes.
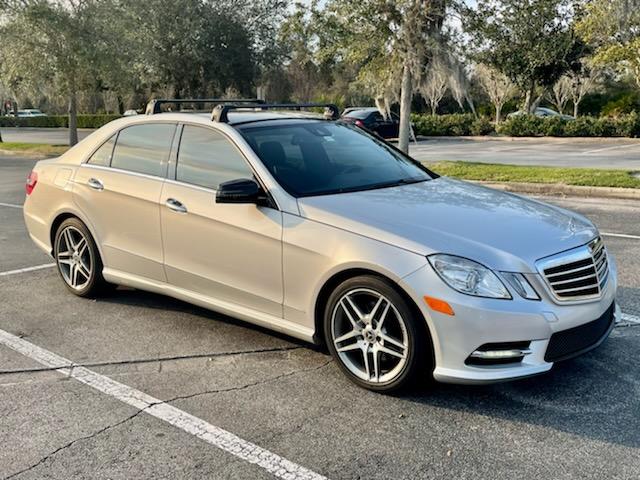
[601,232,640,240]
[0,263,56,277]
[583,143,640,155]
[621,313,640,325]
[0,202,23,209]
[0,328,328,480]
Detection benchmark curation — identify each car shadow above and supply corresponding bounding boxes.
[99,285,639,449]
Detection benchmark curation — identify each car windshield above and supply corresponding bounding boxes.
[239,121,433,197]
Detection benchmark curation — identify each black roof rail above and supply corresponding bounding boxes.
[211,103,340,123]
[145,98,265,115]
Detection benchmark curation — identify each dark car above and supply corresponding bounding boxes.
[340,107,400,139]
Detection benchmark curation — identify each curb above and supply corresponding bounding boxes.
[474,181,640,200]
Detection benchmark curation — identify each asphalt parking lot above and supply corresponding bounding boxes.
[1,154,639,479]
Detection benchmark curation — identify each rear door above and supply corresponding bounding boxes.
[160,124,283,317]
[73,122,177,281]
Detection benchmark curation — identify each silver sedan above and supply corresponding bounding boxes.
[23,105,618,392]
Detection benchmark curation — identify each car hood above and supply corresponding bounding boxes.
[297,178,597,273]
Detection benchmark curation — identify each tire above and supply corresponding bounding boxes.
[53,217,111,297]
[324,275,429,392]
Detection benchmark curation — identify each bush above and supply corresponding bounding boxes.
[497,113,640,138]
[0,114,120,129]
[411,113,495,136]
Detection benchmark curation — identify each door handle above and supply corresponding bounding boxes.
[165,198,187,213]
[88,178,104,191]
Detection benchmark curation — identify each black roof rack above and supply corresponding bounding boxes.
[145,98,265,115]
[211,103,340,123]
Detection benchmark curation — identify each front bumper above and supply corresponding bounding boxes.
[401,254,619,385]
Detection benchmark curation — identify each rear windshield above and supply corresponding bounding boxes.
[238,121,433,197]
[343,109,373,119]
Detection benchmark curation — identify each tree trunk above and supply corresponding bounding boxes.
[398,62,413,154]
[69,91,78,146]
[524,82,535,113]
[495,104,502,124]
[0,129,3,143]
[117,95,125,116]
[431,103,437,115]
[573,100,579,118]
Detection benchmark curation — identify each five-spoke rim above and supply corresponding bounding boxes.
[56,226,92,290]
[331,288,409,383]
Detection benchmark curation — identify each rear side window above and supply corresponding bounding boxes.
[111,124,176,177]
[176,125,252,190]
[88,135,116,166]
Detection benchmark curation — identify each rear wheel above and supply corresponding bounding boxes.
[324,275,428,392]
[54,218,110,297]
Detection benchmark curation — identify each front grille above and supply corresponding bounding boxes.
[544,303,615,362]
[541,237,609,301]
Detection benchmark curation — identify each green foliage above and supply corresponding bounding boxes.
[0,115,120,129]
[496,113,640,137]
[411,114,496,136]
[601,93,640,117]
[464,0,585,111]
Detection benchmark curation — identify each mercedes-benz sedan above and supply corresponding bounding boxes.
[23,103,619,392]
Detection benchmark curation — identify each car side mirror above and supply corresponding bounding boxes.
[216,178,265,205]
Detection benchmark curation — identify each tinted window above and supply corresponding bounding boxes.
[88,135,116,166]
[176,125,252,190]
[239,121,432,197]
[343,109,374,119]
[111,124,176,177]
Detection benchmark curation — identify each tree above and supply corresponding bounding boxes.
[576,0,640,88]
[567,66,601,117]
[0,0,122,145]
[419,60,448,115]
[551,76,572,115]
[315,0,447,153]
[465,0,583,113]
[474,63,516,123]
[448,58,476,115]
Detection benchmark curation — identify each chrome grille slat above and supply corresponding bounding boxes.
[540,237,609,301]
[546,264,594,279]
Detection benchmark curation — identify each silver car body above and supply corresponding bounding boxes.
[23,111,618,384]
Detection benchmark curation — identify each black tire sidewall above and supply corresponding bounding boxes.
[324,275,426,392]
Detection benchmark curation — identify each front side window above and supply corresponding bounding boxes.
[87,135,116,166]
[176,125,252,190]
[239,121,433,197]
[111,123,176,177]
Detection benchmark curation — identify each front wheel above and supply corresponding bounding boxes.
[324,275,429,392]
[54,218,110,297]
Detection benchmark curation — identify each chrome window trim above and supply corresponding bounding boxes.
[79,163,167,182]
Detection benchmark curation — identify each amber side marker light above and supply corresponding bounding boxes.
[424,296,455,316]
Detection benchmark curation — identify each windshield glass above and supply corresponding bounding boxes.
[238,121,433,197]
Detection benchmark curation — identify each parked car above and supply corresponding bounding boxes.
[508,107,574,120]
[340,107,401,139]
[123,109,139,116]
[23,100,618,392]
[16,109,47,117]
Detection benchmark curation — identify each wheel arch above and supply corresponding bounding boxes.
[49,209,104,261]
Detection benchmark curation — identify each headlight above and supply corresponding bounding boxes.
[501,272,540,300]
[428,254,511,299]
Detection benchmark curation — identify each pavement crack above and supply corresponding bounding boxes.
[162,359,334,405]
[0,345,303,376]
[3,409,146,480]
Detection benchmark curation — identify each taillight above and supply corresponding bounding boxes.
[354,120,364,127]
[26,171,38,195]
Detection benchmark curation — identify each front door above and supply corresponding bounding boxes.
[160,124,283,317]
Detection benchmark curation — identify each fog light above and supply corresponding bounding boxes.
[465,341,532,366]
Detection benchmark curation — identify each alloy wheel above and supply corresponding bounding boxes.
[56,225,92,290]
[330,288,409,383]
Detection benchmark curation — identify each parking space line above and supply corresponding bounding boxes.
[0,263,56,277]
[0,202,23,209]
[621,313,640,325]
[601,232,640,240]
[0,328,328,480]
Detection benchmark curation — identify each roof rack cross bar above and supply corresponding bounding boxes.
[212,103,340,123]
[145,98,265,115]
